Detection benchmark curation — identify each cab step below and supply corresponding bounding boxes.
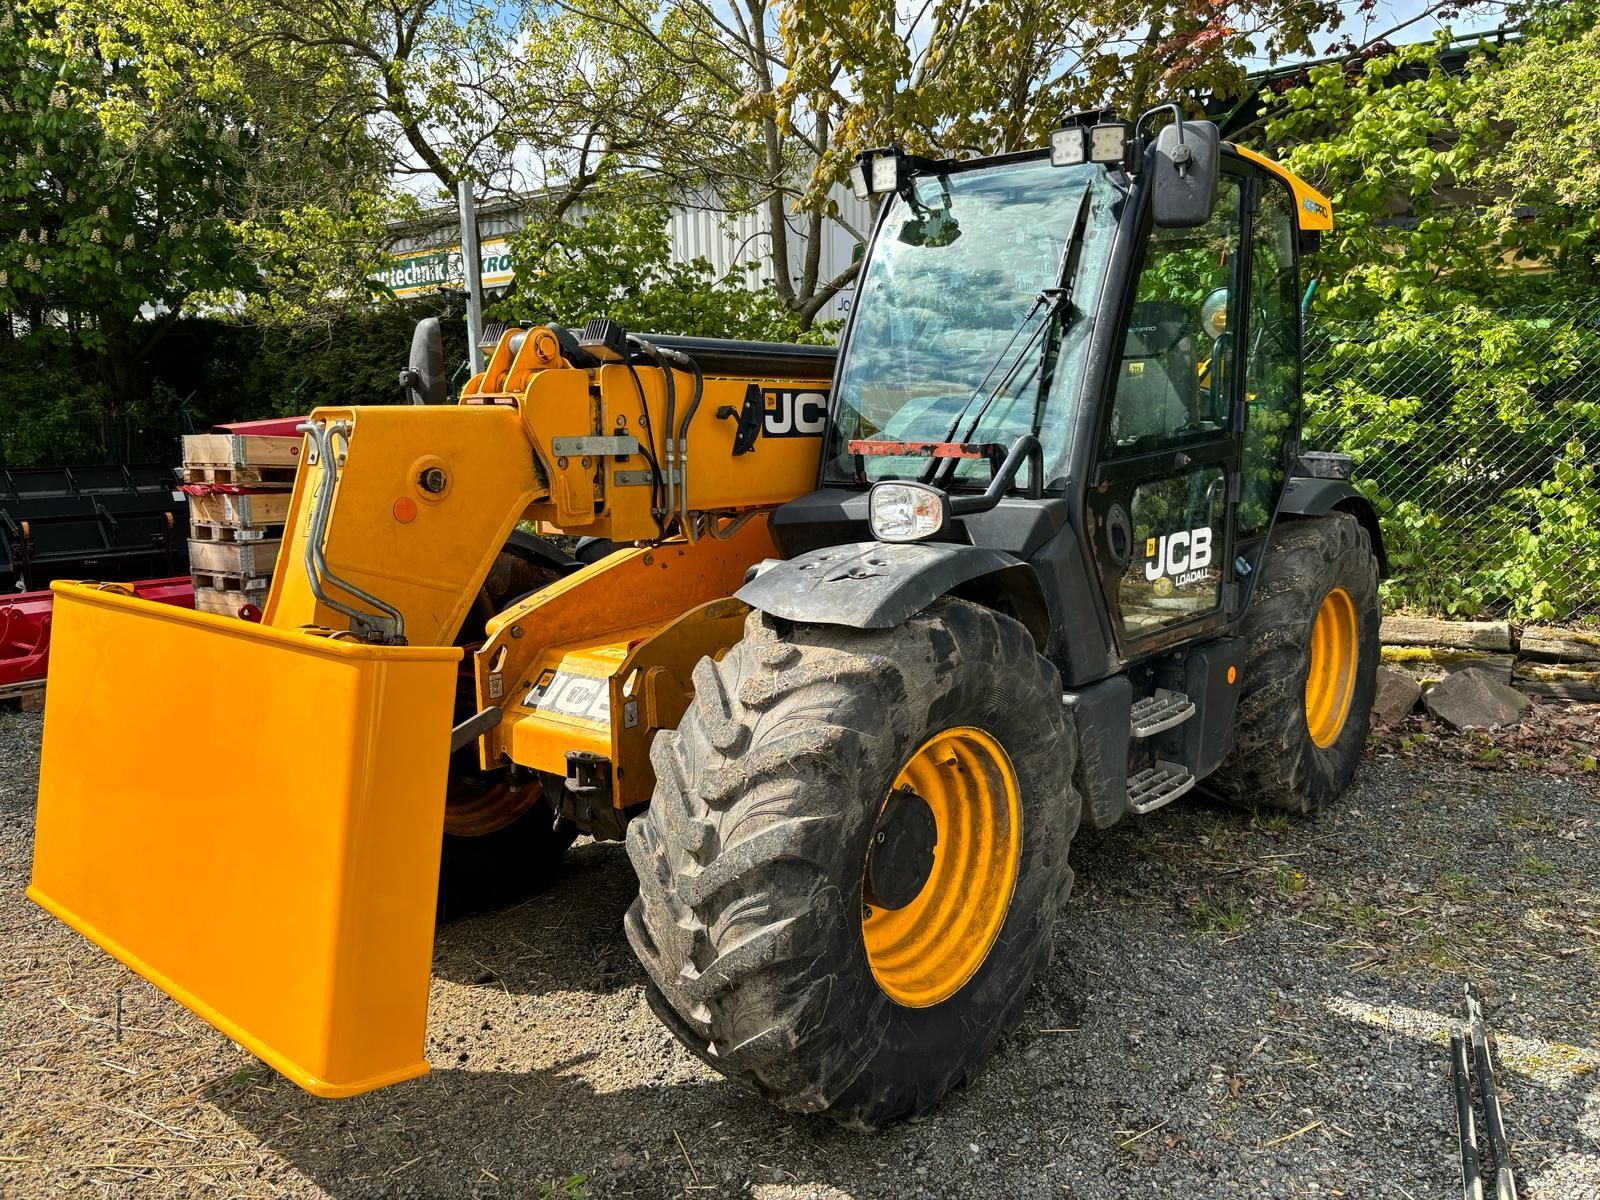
[1130,689,1196,738]
[1127,761,1195,815]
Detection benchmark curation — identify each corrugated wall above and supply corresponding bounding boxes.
[388,186,873,322]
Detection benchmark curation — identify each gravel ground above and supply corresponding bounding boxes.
[2,703,1597,1200]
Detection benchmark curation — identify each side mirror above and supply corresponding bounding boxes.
[399,317,447,405]
[1149,118,1220,228]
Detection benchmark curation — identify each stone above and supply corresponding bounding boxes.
[1370,666,1421,725]
[1380,646,1514,687]
[1380,614,1513,651]
[1423,667,1533,730]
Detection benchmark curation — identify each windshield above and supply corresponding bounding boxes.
[826,159,1120,487]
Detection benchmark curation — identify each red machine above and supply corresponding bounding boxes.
[0,578,193,705]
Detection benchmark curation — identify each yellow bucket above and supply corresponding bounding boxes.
[28,583,460,1097]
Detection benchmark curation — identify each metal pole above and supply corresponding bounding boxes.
[456,180,486,376]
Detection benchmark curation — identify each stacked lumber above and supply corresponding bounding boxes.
[180,431,300,618]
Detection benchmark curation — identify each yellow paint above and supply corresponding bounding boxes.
[267,404,544,645]
[28,583,458,1097]
[1306,586,1359,747]
[32,321,829,1101]
[1230,145,1334,232]
[862,727,1022,1008]
[476,519,777,807]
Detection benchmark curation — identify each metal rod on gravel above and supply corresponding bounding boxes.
[1466,983,1517,1200]
[1449,1017,1484,1200]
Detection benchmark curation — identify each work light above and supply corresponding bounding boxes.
[849,159,870,200]
[850,149,933,198]
[869,481,951,543]
[1052,120,1130,169]
[870,154,901,194]
[1050,127,1087,167]
[1089,122,1129,164]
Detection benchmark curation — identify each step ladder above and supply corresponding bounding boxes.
[1127,761,1195,814]
[1129,688,1195,737]
[1127,688,1197,814]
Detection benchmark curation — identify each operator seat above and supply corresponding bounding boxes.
[1110,300,1198,445]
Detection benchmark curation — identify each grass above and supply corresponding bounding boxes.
[540,1177,588,1200]
[1503,795,1561,835]
[1192,899,1250,934]
[1274,866,1307,895]
[1250,809,1292,835]
[1517,855,1555,879]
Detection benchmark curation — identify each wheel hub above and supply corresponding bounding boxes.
[861,726,1022,1009]
[864,787,938,911]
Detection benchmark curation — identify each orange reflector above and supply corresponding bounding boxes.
[28,583,460,1097]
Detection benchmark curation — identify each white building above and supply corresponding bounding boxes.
[377,185,873,325]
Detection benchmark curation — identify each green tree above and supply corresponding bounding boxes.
[778,0,1348,200]
[1258,16,1600,619]
[494,192,833,342]
[1,0,258,456]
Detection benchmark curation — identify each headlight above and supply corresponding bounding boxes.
[869,482,951,543]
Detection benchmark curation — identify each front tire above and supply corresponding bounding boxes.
[626,599,1080,1128]
[1208,513,1380,814]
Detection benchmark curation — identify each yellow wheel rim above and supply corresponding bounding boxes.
[861,727,1022,1008]
[1306,586,1359,748]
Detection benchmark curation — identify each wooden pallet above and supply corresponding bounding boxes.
[189,521,285,544]
[189,539,281,578]
[181,463,298,487]
[185,490,293,528]
[193,584,270,618]
[182,432,302,470]
[0,678,46,711]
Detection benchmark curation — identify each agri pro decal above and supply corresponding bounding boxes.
[1145,527,1214,595]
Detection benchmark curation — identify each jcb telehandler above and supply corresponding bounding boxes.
[29,108,1382,1129]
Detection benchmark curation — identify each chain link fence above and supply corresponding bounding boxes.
[1303,303,1600,625]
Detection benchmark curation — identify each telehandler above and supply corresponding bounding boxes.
[29,108,1382,1129]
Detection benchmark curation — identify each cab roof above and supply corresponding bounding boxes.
[1228,144,1333,232]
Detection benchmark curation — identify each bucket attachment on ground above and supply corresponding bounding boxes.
[28,582,460,1097]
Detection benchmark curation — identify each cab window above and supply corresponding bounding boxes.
[1104,178,1242,454]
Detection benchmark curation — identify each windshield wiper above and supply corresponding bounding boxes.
[926,187,1091,488]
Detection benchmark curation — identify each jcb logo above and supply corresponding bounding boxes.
[1145,527,1213,583]
[524,668,611,724]
[763,390,827,438]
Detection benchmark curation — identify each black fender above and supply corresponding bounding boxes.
[1279,477,1388,577]
[736,541,1052,650]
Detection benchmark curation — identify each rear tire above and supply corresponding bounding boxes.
[437,778,576,920]
[438,537,575,920]
[1208,513,1380,814]
[626,599,1079,1128]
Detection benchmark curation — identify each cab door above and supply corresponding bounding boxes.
[1086,170,1247,656]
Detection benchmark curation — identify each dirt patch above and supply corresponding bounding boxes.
[2,705,1596,1198]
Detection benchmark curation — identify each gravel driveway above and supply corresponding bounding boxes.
[2,705,1596,1199]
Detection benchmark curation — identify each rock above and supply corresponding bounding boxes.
[1519,625,1600,664]
[1380,646,1515,687]
[1423,667,1532,730]
[1380,614,1513,652]
[1370,667,1421,725]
